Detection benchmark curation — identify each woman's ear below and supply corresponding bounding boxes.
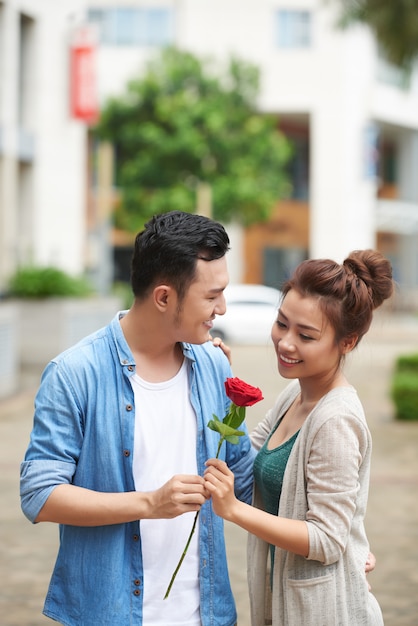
[341,335,358,354]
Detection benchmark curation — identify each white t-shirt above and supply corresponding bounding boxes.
[131,360,201,626]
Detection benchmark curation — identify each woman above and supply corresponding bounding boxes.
[205,249,393,625]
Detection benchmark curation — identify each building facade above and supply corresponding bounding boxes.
[1,0,418,306]
[0,0,88,292]
[85,0,418,304]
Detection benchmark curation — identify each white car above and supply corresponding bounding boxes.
[211,284,282,345]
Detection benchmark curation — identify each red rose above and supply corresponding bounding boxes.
[224,377,264,407]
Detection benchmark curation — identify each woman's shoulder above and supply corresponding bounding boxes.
[307,386,368,433]
[320,386,362,414]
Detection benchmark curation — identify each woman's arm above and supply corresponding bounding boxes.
[204,458,309,556]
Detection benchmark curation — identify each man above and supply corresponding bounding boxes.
[20,211,255,626]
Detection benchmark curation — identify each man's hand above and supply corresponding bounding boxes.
[147,474,209,519]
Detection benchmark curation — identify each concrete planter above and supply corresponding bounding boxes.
[0,301,19,397]
[16,296,123,367]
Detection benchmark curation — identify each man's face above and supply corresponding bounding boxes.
[173,257,229,344]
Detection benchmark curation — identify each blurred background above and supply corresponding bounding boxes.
[2,0,418,295]
[2,0,418,394]
[1,0,418,624]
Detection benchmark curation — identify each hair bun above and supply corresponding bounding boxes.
[343,250,393,309]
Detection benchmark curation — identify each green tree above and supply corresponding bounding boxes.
[94,47,291,232]
[336,0,418,68]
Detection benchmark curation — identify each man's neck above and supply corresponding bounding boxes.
[120,305,184,383]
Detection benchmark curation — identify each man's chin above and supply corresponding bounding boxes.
[181,330,212,345]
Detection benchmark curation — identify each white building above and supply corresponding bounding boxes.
[85,0,418,304]
[0,0,88,291]
[1,0,418,305]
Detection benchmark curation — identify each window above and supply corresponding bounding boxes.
[275,10,311,48]
[379,141,397,186]
[286,134,309,200]
[279,124,310,200]
[263,247,307,289]
[19,13,36,129]
[88,7,174,46]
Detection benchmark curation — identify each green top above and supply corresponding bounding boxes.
[253,421,300,516]
[253,420,300,582]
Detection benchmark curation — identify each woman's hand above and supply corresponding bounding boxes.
[365,551,376,591]
[210,336,232,364]
[365,551,376,574]
[204,458,237,520]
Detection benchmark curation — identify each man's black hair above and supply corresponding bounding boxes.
[130,211,230,301]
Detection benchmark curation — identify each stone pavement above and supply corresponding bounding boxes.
[1,311,418,625]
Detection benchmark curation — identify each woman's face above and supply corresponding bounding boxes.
[271,289,344,383]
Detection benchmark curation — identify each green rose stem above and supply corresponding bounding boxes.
[163,509,200,600]
[163,434,226,600]
[163,379,263,600]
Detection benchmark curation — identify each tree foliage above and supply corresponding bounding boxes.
[94,48,291,232]
[336,0,418,68]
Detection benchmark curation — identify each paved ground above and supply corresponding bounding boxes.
[1,310,418,625]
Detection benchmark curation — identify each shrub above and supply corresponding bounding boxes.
[8,266,93,299]
[391,354,418,421]
[395,353,418,372]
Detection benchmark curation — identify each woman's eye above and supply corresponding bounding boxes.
[300,334,314,341]
[276,320,286,329]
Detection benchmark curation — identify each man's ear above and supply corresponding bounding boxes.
[153,285,172,311]
[341,335,358,355]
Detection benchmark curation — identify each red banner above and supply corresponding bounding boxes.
[70,32,98,124]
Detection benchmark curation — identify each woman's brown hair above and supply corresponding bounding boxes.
[281,249,394,346]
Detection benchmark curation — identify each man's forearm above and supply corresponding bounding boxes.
[35,474,208,526]
[35,484,153,525]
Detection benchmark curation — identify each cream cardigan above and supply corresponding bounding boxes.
[248,380,384,626]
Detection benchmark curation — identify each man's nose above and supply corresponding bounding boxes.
[215,294,227,316]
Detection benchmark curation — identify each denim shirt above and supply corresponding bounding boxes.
[20,312,255,626]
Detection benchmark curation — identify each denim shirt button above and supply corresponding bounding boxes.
[134,579,141,586]
[133,534,139,541]
[123,450,130,457]
[128,365,134,372]
[133,589,141,596]
[126,404,133,411]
